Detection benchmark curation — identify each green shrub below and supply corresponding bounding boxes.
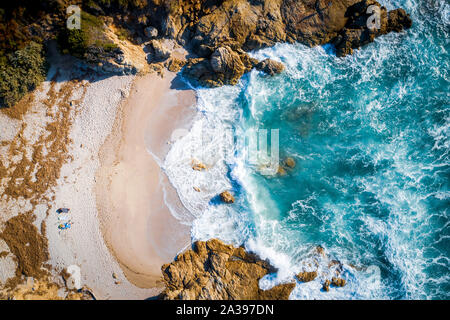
[57,11,117,58]
[0,42,47,108]
[58,28,88,57]
[115,27,132,41]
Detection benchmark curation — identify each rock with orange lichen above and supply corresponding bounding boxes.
[296,271,318,282]
[167,57,187,72]
[322,279,331,292]
[160,239,295,300]
[192,161,207,171]
[332,277,347,287]
[220,191,235,204]
[0,277,93,300]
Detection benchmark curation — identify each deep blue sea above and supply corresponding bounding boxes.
[164,0,449,299]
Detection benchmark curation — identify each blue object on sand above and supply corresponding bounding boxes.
[57,208,70,214]
[58,222,71,230]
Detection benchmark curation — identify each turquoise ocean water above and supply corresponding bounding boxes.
[164,0,449,299]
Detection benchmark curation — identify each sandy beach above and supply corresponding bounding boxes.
[96,72,196,289]
[0,43,197,299]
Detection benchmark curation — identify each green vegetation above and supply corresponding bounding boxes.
[0,0,155,109]
[57,11,118,58]
[115,26,133,41]
[0,42,47,108]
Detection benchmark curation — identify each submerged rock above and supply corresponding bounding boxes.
[284,157,296,169]
[160,239,296,300]
[220,191,235,204]
[277,165,287,176]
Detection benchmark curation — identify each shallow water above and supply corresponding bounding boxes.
[164,0,449,299]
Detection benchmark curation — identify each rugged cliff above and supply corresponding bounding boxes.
[162,0,412,85]
[160,239,296,300]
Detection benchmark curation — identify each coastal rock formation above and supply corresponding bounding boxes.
[144,26,158,39]
[160,239,295,300]
[331,1,413,56]
[220,191,235,204]
[322,277,347,292]
[164,0,411,84]
[1,0,412,107]
[167,57,187,72]
[331,277,347,287]
[148,39,172,62]
[296,271,317,282]
[192,161,207,171]
[284,157,296,169]
[322,279,331,292]
[164,0,412,54]
[255,58,285,76]
[184,47,256,86]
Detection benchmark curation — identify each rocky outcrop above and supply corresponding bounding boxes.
[160,239,295,300]
[332,277,347,287]
[147,39,172,62]
[284,157,296,169]
[322,279,331,292]
[144,26,158,39]
[164,0,411,53]
[296,271,317,282]
[184,47,256,87]
[331,0,413,56]
[209,46,246,85]
[192,161,207,171]
[220,191,235,204]
[162,0,411,84]
[1,0,413,107]
[255,58,285,76]
[167,57,187,72]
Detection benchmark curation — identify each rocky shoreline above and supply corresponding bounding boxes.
[160,239,296,300]
[1,0,412,103]
[81,0,412,86]
[160,239,353,300]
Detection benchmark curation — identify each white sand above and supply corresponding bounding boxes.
[96,72,196,289]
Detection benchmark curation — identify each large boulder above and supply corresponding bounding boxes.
[387,8,413,32]
[210,46,245,81]
[184,47,253,87]
[255,58,285,76]
[148,39,172,62]
[282,0,358,46]
[159,239,296,300]
[219,191,235,204]
[331,0,412,56]
[144,26,158,39]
